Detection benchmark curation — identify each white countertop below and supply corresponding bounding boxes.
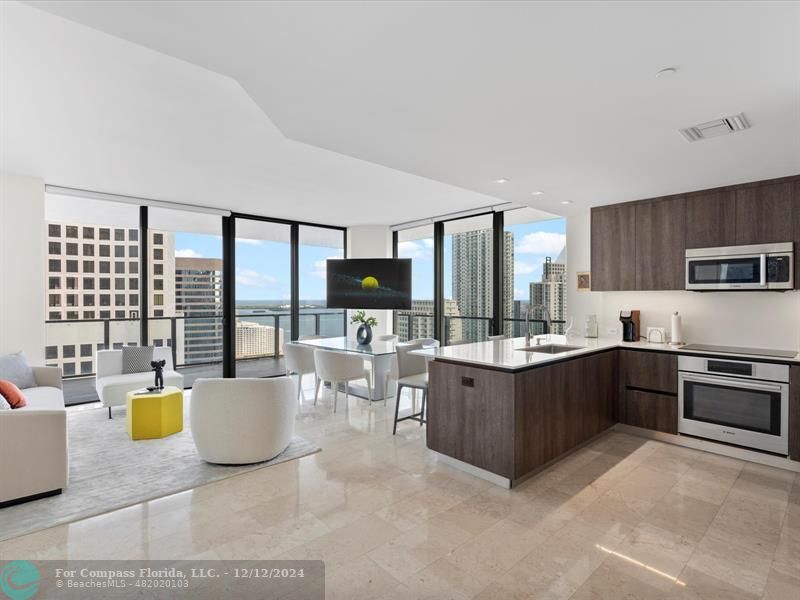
[413,335,800,371]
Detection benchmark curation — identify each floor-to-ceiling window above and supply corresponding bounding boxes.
[298,225,346,338]
[44,192,142,405]
[395,225,435,342]
[147,207,224,386]
[503,208,567,336]
[234,218,292,376]
[443,214,495,344]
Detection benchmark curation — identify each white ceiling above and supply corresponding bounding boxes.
[7,1,800,225]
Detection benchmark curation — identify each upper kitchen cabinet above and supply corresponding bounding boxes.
[735,181,795,245]
[591,204,636,291]
[685,190,736,249]
[636,196,686,290]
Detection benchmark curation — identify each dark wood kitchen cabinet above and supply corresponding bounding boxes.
[685,190,736,249]
[590,174,800,291]
[624,389,678,434]
[427,349,617,485]
[735,181,795,245]
[635,196,686,290]
[590,204,636,291]
[618,349,678,428]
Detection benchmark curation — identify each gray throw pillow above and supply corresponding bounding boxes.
[122,346,154,374]
[0,351,35,389]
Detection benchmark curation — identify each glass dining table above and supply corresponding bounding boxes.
[294,336,398,401]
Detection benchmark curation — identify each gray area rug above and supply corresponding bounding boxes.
[0,402,320,542]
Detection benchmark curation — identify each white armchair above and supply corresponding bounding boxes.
[0,366,68,506]
[95,347,183,418]
[190,377,297,465]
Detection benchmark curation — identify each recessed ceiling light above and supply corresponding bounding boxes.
[560,200,572,205]
[656,67,677,78]
[493,178,509,184]
[530,190,544,196]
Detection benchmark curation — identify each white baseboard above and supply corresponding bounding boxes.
[614,424,800,474]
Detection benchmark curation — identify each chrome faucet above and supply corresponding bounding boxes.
[525,304,551,346]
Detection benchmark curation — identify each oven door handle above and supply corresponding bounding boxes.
[681,372,784,392]
[760,253,767,287]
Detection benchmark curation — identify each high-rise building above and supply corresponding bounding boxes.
[396,299,462,343]
[451,229,513,341]
[236,320,285,358]
[44,222,175,376]
[175,257,223,364]
[528,250,567,334]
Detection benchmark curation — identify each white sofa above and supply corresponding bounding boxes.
[95,347,184,418]
[0,367,68,506]
[190,377,296,465]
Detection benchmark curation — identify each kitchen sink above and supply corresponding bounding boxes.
[516,344,585,354]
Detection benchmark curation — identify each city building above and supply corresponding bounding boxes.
[175,257,224,364]
[451,229,513,341]
[44,223,176,375]
[396,299,462,343]
[528,250,567,334]
[235,320,285,358]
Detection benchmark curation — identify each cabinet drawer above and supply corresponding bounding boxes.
[621,350,677,394]
[625,390,677,434]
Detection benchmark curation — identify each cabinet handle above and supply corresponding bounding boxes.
[461,376,475,388]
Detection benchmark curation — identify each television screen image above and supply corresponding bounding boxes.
[326,258,412,309]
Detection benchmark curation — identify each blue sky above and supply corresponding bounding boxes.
[400,218,566,301]
[174,233,340,301]
[175,216,565,302]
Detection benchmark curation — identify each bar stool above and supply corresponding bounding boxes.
[393,341,430,434]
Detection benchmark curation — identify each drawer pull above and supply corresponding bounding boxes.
[461,376,475,388]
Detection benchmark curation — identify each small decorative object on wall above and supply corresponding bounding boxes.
[577,272,591,291]
[350,310,378,345]
[151,360,166,390]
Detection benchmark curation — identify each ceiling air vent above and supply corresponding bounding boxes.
[679,113,750,142]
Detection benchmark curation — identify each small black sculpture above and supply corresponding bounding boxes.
[151,359,166,390]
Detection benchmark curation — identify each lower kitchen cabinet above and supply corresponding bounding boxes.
[427,349,618,485]
[624,389,678,435]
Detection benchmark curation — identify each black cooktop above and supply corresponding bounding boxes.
[679,344,798,359]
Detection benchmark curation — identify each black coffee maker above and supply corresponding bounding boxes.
[619,310,640,342]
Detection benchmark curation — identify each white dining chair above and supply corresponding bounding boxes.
[376,334,399,404]
[393,341,431,434]
[284,342,319,406]
[314,349,372,413]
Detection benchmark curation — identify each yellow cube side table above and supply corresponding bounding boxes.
[126,386,184,440]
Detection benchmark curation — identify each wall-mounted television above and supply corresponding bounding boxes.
[326,258,412,309]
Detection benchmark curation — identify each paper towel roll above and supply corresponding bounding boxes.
[670,312,683,345]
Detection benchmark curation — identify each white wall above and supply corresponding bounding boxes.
[0,173,45,363]
[566,210,800,350]
[346,226,394,337]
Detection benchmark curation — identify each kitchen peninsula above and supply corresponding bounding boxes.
[420,335,800,488]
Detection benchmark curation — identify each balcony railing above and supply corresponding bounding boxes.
[395,313,566,345]
[46,311,345,405]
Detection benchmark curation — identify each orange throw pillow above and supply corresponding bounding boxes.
[0,379,26,408]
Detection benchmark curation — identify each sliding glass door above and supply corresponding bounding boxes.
[298,225,345,338]
[234,219,292,377]
[395,225,435,341]
[443,214,495,344]
[147,207,224,386]
[503,208,567,336]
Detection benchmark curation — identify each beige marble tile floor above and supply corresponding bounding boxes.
[1,386,798,599]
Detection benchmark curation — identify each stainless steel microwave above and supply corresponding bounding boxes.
[685,243,794,291]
